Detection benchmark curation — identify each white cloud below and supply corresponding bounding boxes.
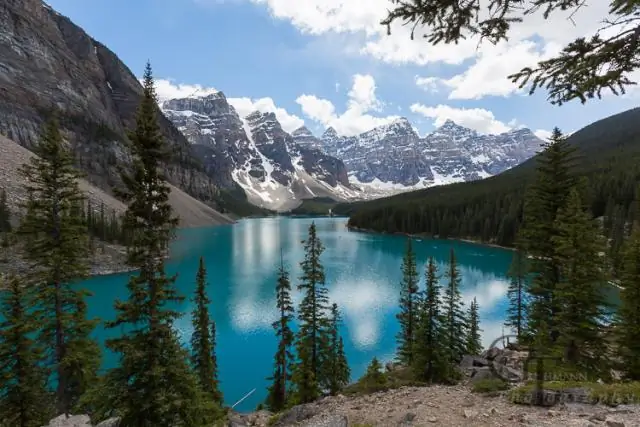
[246,0,623,100]
[415,76,441,93]
[227,97,304,133]
[410,103,511,134]
[154,78,218,102]
[534,129,552,140]
[296,73,398,136]
[415,41,562,100]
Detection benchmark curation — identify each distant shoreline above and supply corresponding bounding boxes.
[346,225,516,252]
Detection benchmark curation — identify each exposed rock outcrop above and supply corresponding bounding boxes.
[0,0,221,206]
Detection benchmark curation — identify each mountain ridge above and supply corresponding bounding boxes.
[162,93,359,211]
[162,92,543,208]
[342,106,640,246]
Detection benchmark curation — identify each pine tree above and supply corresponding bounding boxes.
[0,275,53,427]
[551,187,610,379]
[441,248,467,367]
[17,116,99,414]
[396,238,420,366]
[358,358,387,393]
[518,127,577,389]
[617,194,640,380]
[102,63,212,427]
[323,303,350,395]
[505,249,529,340]
[466,297,482,356]
[412,257,447,383]
[190,257,222,403]
[266,252,295,412]
[291,221,330,404]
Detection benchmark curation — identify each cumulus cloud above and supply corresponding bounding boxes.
[296,73,398,136]
[245,0,621,100]
[410,103,512,135]
[227,97,304,133]
[154,78,219,102]
[534,129,552,140]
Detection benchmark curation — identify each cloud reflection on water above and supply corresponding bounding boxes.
[225,218,510,355]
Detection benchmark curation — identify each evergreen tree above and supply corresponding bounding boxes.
[0,275,53,427]
[17,116,99,414]
[518,128,577,389]
[465,297,482,356]
[551,187,610,378]
[266,252,295,412]
[505,249,529,340]
[358,358,387,393]
[291,221,330,404]
[323,303,350,395]
[441,248,467,367]
[102,63,212,427]
[412,257,447,383]
[396,238,420,365]
[190,257,222,403]
[617,194,640,380]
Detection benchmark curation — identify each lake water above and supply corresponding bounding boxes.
[80,217,517,412]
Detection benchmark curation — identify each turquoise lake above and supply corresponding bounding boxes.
[80,216,518,412]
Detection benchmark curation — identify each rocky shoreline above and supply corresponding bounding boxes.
[0,241,133,279]
[42,348,640,426]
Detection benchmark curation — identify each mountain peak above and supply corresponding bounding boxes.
[322,127,339,139]
[292,126,314,137]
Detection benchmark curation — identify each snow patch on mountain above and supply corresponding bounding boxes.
[162,93,359,211]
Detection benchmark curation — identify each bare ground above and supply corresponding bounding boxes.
[234,385,640,427]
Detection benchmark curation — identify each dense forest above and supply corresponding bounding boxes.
[345,107,640,273]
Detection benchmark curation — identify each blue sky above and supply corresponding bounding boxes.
[47,0,640,138]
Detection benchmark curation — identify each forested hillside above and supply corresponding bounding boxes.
[347,107,640,253]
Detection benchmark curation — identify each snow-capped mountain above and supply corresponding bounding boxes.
[294,118,542,194]
[162,93,359,211]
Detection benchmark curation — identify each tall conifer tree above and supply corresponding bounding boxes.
[505,249,528,340]
[396,238,420,365]
[466,297,482,356]
[17,117,99,414]
[441,248,467,367]
[518,127,577,397]
[291,221,330,404]
[412,257,446,383]
[617,194,640,380]
[551,188,609,378]
[266,252,295,412]
[102,63,211,427]
[0,275,53,427]
[190,257,221,403]
[324,303,350,395]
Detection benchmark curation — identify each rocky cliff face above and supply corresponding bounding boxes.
[0,0,218,204]
[162,94,358,211]
[295,119,542,195]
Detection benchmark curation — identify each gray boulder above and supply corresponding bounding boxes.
[42,415,91,427]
